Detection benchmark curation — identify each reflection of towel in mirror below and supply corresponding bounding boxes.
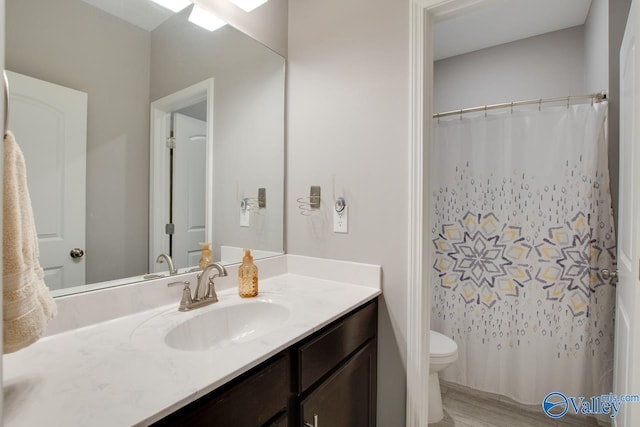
[3,131,57,354]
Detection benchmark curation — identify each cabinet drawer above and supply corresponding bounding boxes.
[154,352,290,427]
[298,300,377,393]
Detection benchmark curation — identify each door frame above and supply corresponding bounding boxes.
[149,79,214,272]
[407,1,489,426]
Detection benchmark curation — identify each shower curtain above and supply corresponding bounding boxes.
[431,102,616,404]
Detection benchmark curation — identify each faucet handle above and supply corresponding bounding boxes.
[168,281,193,311]
[206,277,219,303]
[168,280,190,288]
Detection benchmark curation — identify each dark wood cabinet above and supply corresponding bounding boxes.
[267,411,289,427]
[300,339,377,427]
[154,298,377,427]
[152,353,290,427]
[297,301,377,393]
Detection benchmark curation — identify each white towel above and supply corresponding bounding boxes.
[3,131,57,354]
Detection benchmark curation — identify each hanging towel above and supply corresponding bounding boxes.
[3,131,57,354]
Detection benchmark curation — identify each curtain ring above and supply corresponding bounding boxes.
[510,102,514,114]
[567,95,571,109]
[538,98,542,112]
[484,105,487,117]
[459,109,463,120]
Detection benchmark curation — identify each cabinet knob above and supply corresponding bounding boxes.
[304,414,319,427]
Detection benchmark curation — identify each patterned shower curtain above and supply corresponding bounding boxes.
[431,102,616,404]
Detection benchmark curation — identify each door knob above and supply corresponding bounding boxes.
[70,248,84,259]
[601,268,618,281]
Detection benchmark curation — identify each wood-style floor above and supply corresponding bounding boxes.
[430,381,604,427]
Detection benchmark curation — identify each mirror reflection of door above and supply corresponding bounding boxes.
[149,79,213,275]
[7,70,88,290]
[171,111,207,267]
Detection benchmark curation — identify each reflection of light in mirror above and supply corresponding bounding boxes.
[230,0,269,13]
[189,5,227,31]
[149,0,192,13]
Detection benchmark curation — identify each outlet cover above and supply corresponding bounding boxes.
[333,206,348,233]
[240,209,250,227]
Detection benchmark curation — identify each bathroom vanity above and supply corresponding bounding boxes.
[155,299,377,426]
[3,255,381,426]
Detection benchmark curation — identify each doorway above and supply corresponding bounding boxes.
[407,1,628,426]
[149,79,214,273]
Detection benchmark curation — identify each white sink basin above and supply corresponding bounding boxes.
[164,300,291,351]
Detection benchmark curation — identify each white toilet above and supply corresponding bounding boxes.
[429,330,458,424]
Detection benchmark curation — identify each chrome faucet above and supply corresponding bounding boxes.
[195,263,228,301]
[168,263,228,311]
[156,253,178,275]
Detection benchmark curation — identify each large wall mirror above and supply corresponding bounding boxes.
[5,0,285,296]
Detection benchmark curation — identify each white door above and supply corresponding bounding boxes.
[7,71,87,291]
[615,2,640,426]
[172,113,206,267]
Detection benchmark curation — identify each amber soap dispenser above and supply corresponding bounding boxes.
[199,242,212,269]
[238,249,258,297]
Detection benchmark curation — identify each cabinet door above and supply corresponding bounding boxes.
[298,301,377,393]
[300,339,377,427]
[154,352,290,427]
[267,411,289,427]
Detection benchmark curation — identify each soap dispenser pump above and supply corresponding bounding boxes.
[238,249,258,298]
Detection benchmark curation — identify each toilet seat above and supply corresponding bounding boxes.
[430,330,457,358]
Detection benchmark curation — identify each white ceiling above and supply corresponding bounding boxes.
[434,0,593,61]
[83,0,593,54]
[81,0,176,32]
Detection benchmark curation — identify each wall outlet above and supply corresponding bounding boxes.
[240,209,250,227]
[333,206,348,233]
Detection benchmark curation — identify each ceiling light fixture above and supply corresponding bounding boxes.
[149,0,192,13]
[188,5,227,31]
[230,0,269,12]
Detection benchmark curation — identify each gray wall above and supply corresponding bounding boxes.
[197,0,288,57]
[288,0,409,424]
[434,26,586,113]
[6,0,151,284]
[151,12,285,262]
[585,0,609,93]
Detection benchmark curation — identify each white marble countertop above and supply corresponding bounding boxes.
[3,268,381,426]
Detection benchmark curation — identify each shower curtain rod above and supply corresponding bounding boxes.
[433,91,607,119]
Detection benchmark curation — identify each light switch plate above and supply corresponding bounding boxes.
[310,186,321,209]
[240,209,250,227]
[333,206,348,233]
